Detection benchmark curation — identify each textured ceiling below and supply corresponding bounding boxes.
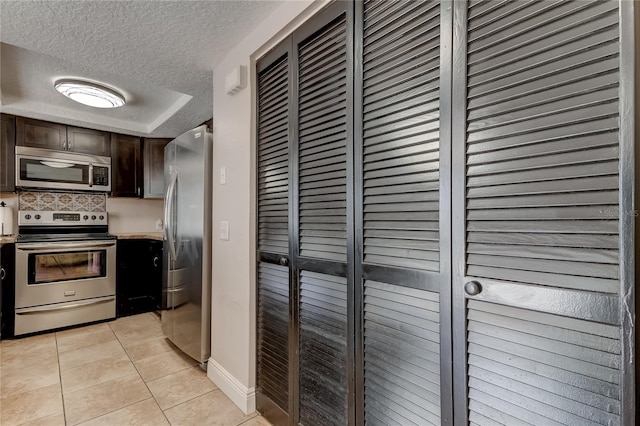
[0,0,283,137]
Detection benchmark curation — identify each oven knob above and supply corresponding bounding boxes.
[34,214,41,220]
[99,215,105,220]
[25,214,31,220]
[83,215,89,220]
[91,215,97,220]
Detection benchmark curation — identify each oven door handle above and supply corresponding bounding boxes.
[16,241,116,251]
[15,296,115,314]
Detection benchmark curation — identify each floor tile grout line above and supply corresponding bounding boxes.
[55,332,68,426]
[60,316,161,425]
[55,324,117,355]
[161,387,223,414]
[72,397,157,426]
[0,366,58,401]
[0,337,64,425]
[109,314,227,424]
[61,369,139,398]
[64,319,161,425]
[109,318,173,425]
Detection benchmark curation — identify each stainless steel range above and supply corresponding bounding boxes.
[14,210,116,336]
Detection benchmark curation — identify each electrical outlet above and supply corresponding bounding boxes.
[155,219,163,230]
[220,220,229,240]
[220,167,226,184]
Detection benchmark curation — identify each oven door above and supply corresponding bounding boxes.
[15,240,116,308]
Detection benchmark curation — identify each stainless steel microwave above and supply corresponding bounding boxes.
[15,146,111,192]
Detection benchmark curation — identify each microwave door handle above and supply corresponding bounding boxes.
[89,163,94,187]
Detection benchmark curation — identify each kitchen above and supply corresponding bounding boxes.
[0,0,287,425]
[1,1,639,426]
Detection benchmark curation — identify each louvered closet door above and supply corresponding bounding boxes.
[452,1,633,425]
[294,3,353,425]
[256,47,291,422]
[356,0,452,425]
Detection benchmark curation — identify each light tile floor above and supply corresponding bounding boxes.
[0,312,272,426]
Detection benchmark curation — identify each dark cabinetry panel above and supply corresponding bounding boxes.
[116,239,163,317]
[0,114,16,192]
[143,138,170,199]
[67,126,110,156]
[111,134,142,197]
[0,243,15,339]
[16,117,66,151]
[16,117,110,156]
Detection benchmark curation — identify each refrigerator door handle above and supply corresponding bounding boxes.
[165,172,178,262]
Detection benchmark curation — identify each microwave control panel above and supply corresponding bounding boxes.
[93,166,109,186]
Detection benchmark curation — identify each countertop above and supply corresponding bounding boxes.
[112,232,164,241]
[0,235,17,245]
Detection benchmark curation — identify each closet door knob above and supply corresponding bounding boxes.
[464,281,482,296]
[279,257,289,267]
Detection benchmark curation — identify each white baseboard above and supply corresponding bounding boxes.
[207,358,256,415]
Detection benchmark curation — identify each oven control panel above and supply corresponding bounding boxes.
[18,211,108,226]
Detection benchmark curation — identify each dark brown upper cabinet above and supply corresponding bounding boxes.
[0,114,16,192]
[16,117,66,151]
[66,126,110,156]
[111,133,142,198]
[16,117,110,157]
[143,138,170,199]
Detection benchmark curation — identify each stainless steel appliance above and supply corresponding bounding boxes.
[14,210,116,335]
[162,125,212,364]
[16,146,111,192]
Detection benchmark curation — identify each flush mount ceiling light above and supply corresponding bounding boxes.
[54,79,125,108]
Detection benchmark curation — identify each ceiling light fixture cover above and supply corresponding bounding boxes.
[54,79,126,108]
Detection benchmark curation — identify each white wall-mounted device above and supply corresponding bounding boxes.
[225,65,247,95]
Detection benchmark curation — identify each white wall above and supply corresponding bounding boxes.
[0,192,18,235]
[106,197,164,234]
[209,0,329,412]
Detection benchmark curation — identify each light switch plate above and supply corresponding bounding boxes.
[220,220,229,240]
[220,167,226,184]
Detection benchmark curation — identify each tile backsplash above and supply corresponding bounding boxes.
[19,191,106,212]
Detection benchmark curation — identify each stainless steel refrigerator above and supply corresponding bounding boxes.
[162,125,212,364]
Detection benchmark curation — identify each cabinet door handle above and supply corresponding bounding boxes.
[0,267,5,280]
[153,256,159,268]
[464,281,482,296]
[137,187,141,197]
[62,140,67,150]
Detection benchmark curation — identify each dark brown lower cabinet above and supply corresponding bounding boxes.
[256,1,637,426]
[116,239,163,317]
[0,243,15,339]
